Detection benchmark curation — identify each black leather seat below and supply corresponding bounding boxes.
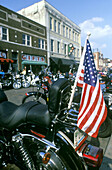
[0,78,71,130]
[0,101,51,130]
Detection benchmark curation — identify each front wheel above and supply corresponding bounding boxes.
[13,82,21,89]
[22,80,30,88]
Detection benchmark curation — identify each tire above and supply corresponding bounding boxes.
[13,82,21,89]
[22,81,30,88]
[98,116,112,138]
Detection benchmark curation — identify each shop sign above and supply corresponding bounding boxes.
[0,52,6,58]
[22,54,45,62]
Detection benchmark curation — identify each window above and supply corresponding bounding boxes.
[58,22,60,34]
[77,49,79,57]
[75,33,77,42]
[66,27,68,38]
[0,27,8,41]
[63,25,65,37]
[22,34,31,46]
[50,17,52,30]
[57,41,60,53]
[51,39,54,52]
[73,31,74,41]
[77,34,79,43]
[54,20,57,32]
[38,39,45,49]
[69,29,71,39]
[42,39,44,49]
[64,44,67,55]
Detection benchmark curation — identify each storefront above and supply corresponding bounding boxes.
[50,57,77,73]
[0,51,14,72]
[21,54,47,75]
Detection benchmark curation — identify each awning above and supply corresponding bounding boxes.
[50,57,59,64]
[0,58,14,63]
[22,60,47,66]
[50,57,76,66]
[61,58,75,65]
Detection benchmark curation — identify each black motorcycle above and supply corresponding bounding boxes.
[0,78,104,169]
[0,73,13,89]
[22,73,52,104]
[0,78,88,170]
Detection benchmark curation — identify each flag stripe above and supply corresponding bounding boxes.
[85,90,104,134]
[78,81,101,129]
[79,85,93,119]
[91,105,107,137]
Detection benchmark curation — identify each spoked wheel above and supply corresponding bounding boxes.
[13,82,21,89]
[22,80,30,88]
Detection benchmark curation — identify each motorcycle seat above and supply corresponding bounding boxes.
[0,101,51,130]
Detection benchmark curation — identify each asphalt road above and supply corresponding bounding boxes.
[3,86,112,169]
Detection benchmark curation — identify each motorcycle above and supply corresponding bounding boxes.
[13,73,30,89]
[22,72,53,104]
[0,73,13,89]
[0,78,103,169]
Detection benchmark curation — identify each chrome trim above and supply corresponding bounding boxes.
[15,133,58,150]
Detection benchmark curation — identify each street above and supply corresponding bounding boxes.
[3,87,112,169]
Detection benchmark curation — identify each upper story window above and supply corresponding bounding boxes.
[66,27,68,38]
[75,33,77,42]
[77,34,79,43]
[69,29,71,39]
[77,49,79,57]
[38,39,45,49]
[73,31,74,41]
[51,39,54,52]
[63,25,65,37]
[50,17,52,30]
[22,34,31,46]
[54,20,57,32]
[0,27,8,41]
[58,22,60,34]
[57,41,60,53]
[64,44,67,55]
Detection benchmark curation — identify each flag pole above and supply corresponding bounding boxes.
[68,32,91,109]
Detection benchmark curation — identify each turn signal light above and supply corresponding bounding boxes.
[42,152,51,164]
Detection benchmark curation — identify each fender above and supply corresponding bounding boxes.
[55,131,85,170]
[22,91,47,104]
[22,91,37,103]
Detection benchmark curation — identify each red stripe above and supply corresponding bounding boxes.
[85,94,104,136]
[77,82,83,88]
[78,83,101,130]
[79,84,88,113]
[78,85,94,120]
[81,69,84,73]
[79,76,84,81]
[91,105,107,137]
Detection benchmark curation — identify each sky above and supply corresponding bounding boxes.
[1,0,112,60]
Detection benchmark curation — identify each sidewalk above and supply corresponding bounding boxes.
[100,134,112,169]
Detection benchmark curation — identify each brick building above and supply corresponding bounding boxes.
[0,5,47,74]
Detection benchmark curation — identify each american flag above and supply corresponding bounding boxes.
[77,39,107,138]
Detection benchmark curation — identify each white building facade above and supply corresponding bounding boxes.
[18,0,81,73]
